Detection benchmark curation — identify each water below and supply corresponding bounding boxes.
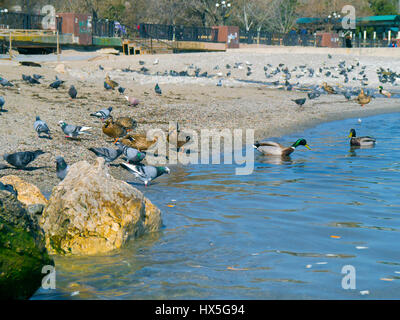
[33,112,400,300]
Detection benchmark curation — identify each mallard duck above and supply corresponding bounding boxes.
[102,118,127,143]
[253,138,311,157]
[323,82,336,94]
[348,129,376,147]
[105,74,119,89]
[356,89,372,107]
[378,86,391,98]
[167,122,191,152]
[119,133,158,151]
[110,116,137,131]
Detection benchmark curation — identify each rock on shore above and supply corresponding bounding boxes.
[0,189,53,299]
[40,157,162,256]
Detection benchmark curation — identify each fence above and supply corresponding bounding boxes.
[0,11,62,32]
[92,19,116,37]
[240,30,316,46]
[137,23,220,42]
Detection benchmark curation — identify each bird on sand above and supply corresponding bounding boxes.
[102,118,127,143]
[34,116,51,139]
[118,133,158,152]
[292,98,306,107]
[253,139,311,157]
[120,163,170,187]
[125,96,139,107]
[343,90,352,100]
[120,145,146,164]
[0,181,18,196]
[104,81,113,90]
[356,89,372,107]
[0,77,14,87]
[58,121,92,139]
[55,156,69,181]
[90,107,113,121]
[49,79,64,89]
[112,116,137,131]
[118,86,126,94]
[155,83,162,95]
[322,82,336,94]
[3,150,45,169]
[348,129,376,147]
[0,96,5,111]
[105,74,119,89]
[88,145,124,164]
[378,86,391,98]
[307,92,320,100]
[167,122,191,152]
[68,85,77,99]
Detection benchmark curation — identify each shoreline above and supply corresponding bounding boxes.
[0,48,399,193]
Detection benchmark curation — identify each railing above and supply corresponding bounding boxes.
[240,30,316,46]
[92,19,116,38]
[137,23,220,43]
[0,11,62,32]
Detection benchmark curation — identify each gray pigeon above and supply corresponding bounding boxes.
[120,163,170,186]
[49,79,64,89]
[343,91,352,100]
[120,145,146,164]
[58,121,91,139]
[0,77,13,87]
[34,116,51,138]
[55,156,69,180]
[68,85,77,99]
[0,96,4,111]
[88,145,123,163]
[307,92,320,100]
[0,181,18,197]
[90,107,112,120]
[3,150,45,169]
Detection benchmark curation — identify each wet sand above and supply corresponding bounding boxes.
[0,48,399,193]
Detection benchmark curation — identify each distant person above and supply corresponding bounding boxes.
[300,28,308,46]
[345,35,352,48]
[389,40,398,47]
[289,28,298,46]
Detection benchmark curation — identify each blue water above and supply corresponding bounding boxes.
[33,112,400,300]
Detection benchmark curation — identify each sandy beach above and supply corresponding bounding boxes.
[0,47,400,193]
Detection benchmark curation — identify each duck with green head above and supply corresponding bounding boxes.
[253,138,311,157]
[348,129,376,147]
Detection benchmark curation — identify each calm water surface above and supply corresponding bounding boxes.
[33,112,400,300]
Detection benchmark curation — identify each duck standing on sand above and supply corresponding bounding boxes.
[105,74,119,90]
[378,86,391,98]
[253,139,311,157]
[356,89,372,107]
[119,133,158,152]
[348,129,376,147]
[323,82,336,94]
[102,118,127,144]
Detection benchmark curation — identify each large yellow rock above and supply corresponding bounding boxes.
[0,175,48,207]
[40,158,162,256]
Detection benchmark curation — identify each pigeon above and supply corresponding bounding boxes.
[139,60,145,65]
[0,77,13,87]
[0,181,18,197]
[292,98,306,106]
[343,91,352,100]
[55,156,69,181]
[49,79,64,89]
[0,96,4,111]
[22,75,40,84]
[118,86,126,94]
[121,145,146,164]
[153,59,159,65]
[217,79,222,87]
[90,107,113,120]
[155,83,162,95]
[58,121,92,139]
[120,163,170,186]
[307,92,320,100]
[104,81,113,90]
[34,116,51,139]
[68,85,77,99]
[3,150,45,169]
[88,145,123,164]
[99,65,104,70]
[33,74,43,80]
[124,96,139,107]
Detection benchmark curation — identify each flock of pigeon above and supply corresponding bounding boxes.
[0,54,398,187]
[0,64,176,187]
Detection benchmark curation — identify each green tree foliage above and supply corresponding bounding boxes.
[368,0,398,15]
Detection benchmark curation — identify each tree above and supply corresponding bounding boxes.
[368,0,398,15]
[267,0,299,33]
